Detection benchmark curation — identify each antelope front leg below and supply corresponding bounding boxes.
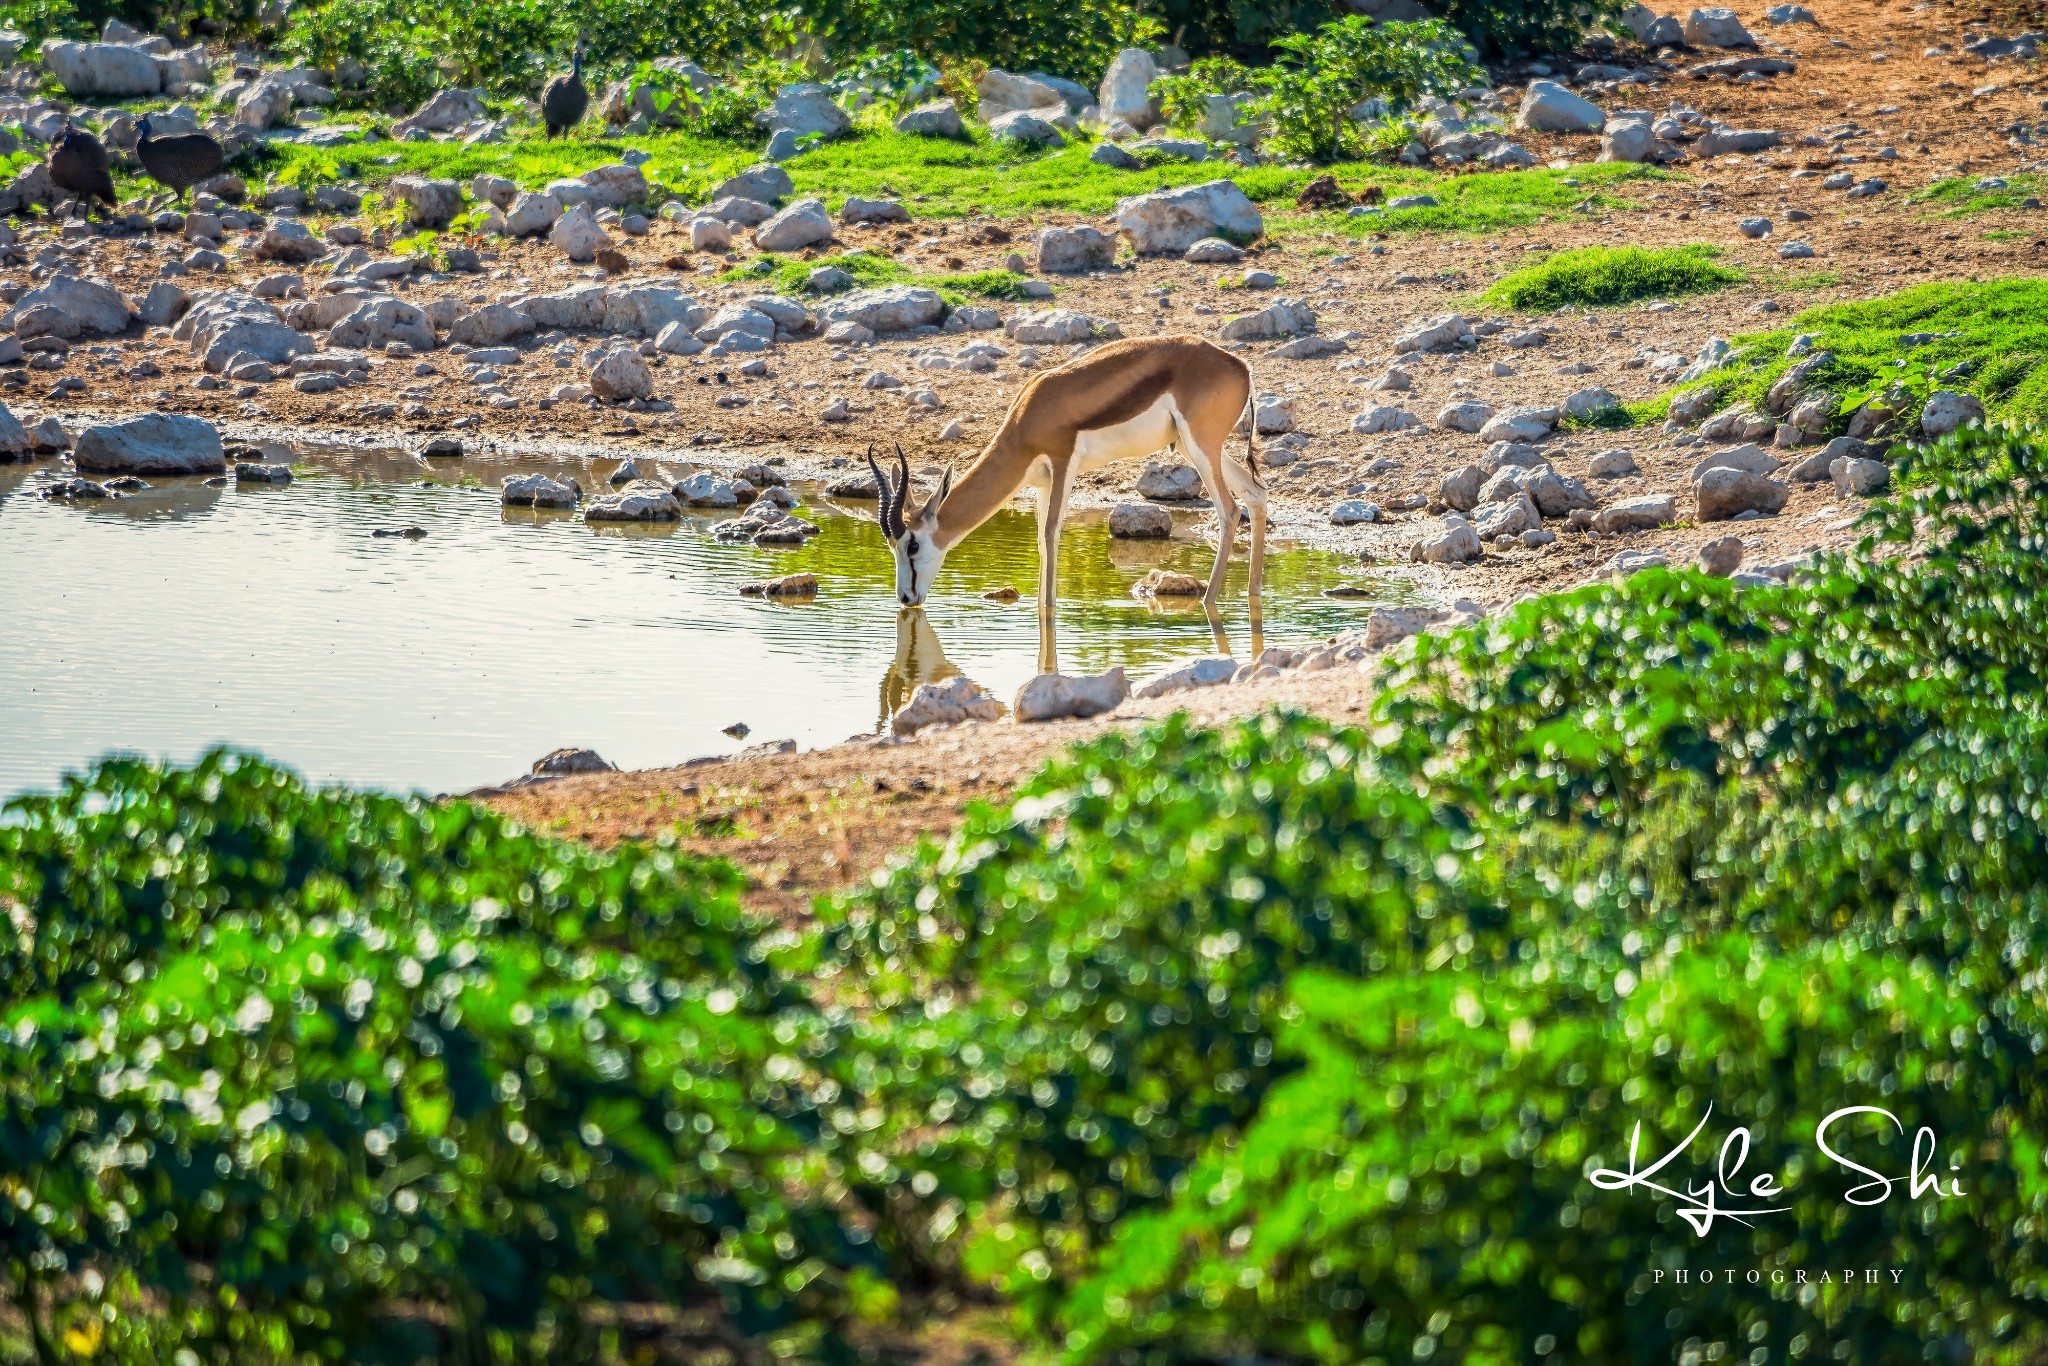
[1036,468,1068,674]
[1247,499,1267,622]
[1204,491,1237,610]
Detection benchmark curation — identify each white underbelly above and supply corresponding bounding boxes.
[1070,394,1179,475]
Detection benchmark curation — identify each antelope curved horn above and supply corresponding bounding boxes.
[894,443,914,519]
[866,445,902,538]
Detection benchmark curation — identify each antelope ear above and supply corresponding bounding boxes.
[925,465,953,522]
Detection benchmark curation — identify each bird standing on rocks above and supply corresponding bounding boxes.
[541,40,589,139]
[48,121,117,220]
[134,115,225,203]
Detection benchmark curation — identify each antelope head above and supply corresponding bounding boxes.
[869,444,952,608]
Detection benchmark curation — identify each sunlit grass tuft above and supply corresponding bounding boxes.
[1482,244,1740,310]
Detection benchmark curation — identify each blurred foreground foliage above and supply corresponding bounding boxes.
[6,425,2048,1362]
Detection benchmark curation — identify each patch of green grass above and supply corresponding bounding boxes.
[1654,279,2048,439]
[252,128,1668,231]
[720,249,1033,302]
[1482,243,1740,311]
[1276,162,1667,238]
[1558,392,1671,434]
[1984,229,2029,243]
[1770,268,1843,292]
[1911,173,2044,217]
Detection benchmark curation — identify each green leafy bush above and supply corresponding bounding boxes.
[1147,17,1481,162]
[1153,0,1619,60]
[820,712,1486,1320]
[830,46,941,114]
[1269,18,1481,154]
[822,424,2048,1362]
[1150,55,1255,129]
[803,0,1154,80]
[1439,0,1626,56]
[0,753,876,1362]
[276,0,788,111]
[0,0,265,42]
[1065,937,2028,1365]
[1484,243,1742,310]
[622,55,809,140]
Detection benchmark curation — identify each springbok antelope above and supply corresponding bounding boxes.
[869,335,1265,663]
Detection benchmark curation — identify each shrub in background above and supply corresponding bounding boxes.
[1151,17,1482,162]
[1439,0,1626,55]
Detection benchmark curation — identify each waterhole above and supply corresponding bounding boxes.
[1,443,1413,797]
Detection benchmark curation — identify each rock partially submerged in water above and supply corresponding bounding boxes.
[740,572,819,597]
[1131,568,1206,598]
[676,470,738,507]
[235,461,292,484]
[41,476,113,499]
[501,472,578,507]
[1014,667,1130,723]
[0,402,32,460]
[892,675,1001,735]
[532,747,614,776]
[73,413,224,476]
[1108,502,1173,538]
[584,480,682,521]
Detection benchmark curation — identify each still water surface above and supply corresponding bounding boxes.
[0,444,1408,798]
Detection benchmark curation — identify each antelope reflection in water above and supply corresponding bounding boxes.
[879,608,962,730]
[880,596,1259,734]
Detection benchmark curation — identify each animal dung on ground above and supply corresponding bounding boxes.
[1295,173,1354,211]
[740,572,819,597]
[1130,568,1206,598]
[595,247,630,275]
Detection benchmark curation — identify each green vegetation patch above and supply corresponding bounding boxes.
[252,131,1664,233]
[0,753,879,1361]
[1910,172,2045,217]
[724,248,1032,302]
[1482,242,1740,310]
[1666,278,2048,438]
[827,430,2048,1363]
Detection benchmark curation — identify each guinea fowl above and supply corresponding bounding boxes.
[541,42,588,139]
[48,121,117,219]
[135,115,225,203]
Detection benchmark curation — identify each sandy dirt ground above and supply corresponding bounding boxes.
[14,0,2046,914]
